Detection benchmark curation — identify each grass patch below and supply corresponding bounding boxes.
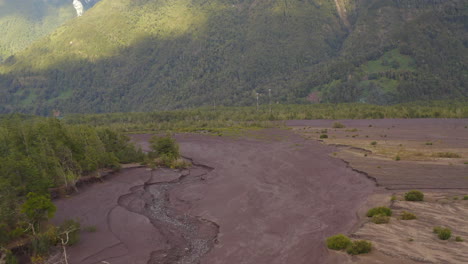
[371,214,390,224]
[425,142,433,145]
[400,211,417,220]
[346,240,372,255]
[433,227,451,240]
[366,206,392,217]
[370,141,377,146]
[463,195,468,200]
[320,134,328,139]
[326,234,352,250]
[455,236,463,242]
[432,152,461,158]
[332,122,346,128]
[395,155,401,161]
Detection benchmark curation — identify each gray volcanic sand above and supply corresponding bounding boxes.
[288,118,468,189]
[354,192,468,264]
[289,119,468,263]
[53,128,375,264]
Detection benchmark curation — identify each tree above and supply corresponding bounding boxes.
[21,193,57,234]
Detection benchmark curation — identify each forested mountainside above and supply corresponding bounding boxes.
[0,0,466,114]
[0,0,101,63]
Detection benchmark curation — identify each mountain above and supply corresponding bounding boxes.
[0,0,466,114]
[0,0,101,62]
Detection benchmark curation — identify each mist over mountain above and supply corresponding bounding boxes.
[0,0,466,114]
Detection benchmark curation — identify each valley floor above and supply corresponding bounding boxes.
[51,119,468,264]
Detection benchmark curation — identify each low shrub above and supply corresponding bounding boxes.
[405,190,424,201]
[425,142,433,145]
[400,211,417,220]
[320,129,328,133]
[366,206,392,217]
[370,141,377,146]
[463,195,468,200]
[432,152,461,158]
[332,122,346,128]
[326,234,352,250]
[371,214,390,224]
[455,236,463,242]
[395,155,401,161]
[346,240,372,255]
[320,134,328,139]
[433,226,451,240]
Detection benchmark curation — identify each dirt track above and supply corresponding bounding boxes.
[53,128,375,264]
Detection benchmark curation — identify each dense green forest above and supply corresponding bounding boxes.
[0,0,466,114]
[0,116,143,256]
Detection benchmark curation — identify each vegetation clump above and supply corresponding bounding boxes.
[346,240,372,255]
[432,152,461,158]
[433,227,451,240]
[455,236,463,242]
[370,141,377,146]
[332,122,346,128]
[319,134,328,139]
[400,211,417,220]
[326,234,352,250]
[405,190,424,201]
[463,195,468,200]
[149,135,189,169]
[325,235,372,255]
[366,206,392,217]
[371,214,390,224]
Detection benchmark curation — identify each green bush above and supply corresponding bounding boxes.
[371,214,390,224]
[455,236,463,242]
[326,234,352,250]
[4,250,18,264]
[150,135,180,160]
[463,195,468,200]
[433,227,451,240]
[332,122,346,128]
[395,155,401,161]
[346,240,372,255]
[366,206,392,217]
[370,141,377,146]
[320,134,328,139]
[405,190,424,201]
[400,211,417,220]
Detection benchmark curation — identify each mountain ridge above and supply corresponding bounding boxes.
[0,0,466,114]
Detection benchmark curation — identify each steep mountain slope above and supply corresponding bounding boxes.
[0,0,466,114]
[0,0,101,62]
